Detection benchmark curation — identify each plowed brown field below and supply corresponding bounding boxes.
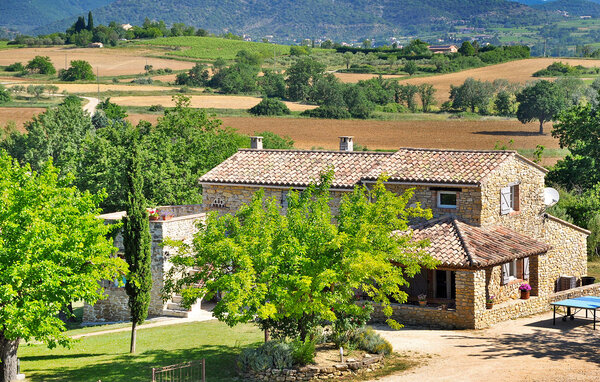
[336,58,600,103]
[0,46,195,76]
[0,107,45,131]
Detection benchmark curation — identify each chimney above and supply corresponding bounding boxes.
[339,136,354,152]
[250,136,263,150]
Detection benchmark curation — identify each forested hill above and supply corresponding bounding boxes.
[33,0,545,40]
[0,0,114,32]
[532,0,600,17]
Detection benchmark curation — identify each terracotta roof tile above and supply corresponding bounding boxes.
[199,148,517,188]
[408,216,551,269]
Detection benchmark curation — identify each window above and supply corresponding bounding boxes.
[500,183,519,215]
[433,270,456,299]
[281,190,289,209]
[437,191,457,209]
[211,197,226,209]
[502,257,529,284]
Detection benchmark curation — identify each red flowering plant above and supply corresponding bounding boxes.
[519,283,532,291]
[330,302,374,347]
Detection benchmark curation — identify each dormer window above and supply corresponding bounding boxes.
[437,191,458,209]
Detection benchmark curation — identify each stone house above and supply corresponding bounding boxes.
[83,205,206,322]
[427,44,458,54]
[198,136,593,329]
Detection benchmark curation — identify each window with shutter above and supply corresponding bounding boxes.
[523,257,530,280]
[502,262,511,284]
[500,186,512,215]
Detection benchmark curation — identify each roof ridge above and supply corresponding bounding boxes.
[395,147,517,155]
[451,218,477,267]
[237,149,394,155]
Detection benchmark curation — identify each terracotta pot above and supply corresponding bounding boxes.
[486,302,494,309]
[520,290,530,300]
[149,216,160,221]
[162,215,174,221]
[418,301,426,307]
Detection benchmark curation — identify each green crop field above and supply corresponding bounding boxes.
[138,36,294,60]
[0,41,9,50]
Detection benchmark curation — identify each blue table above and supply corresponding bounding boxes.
[551,296,600,330]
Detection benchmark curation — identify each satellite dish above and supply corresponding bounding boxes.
[544,187,560,207]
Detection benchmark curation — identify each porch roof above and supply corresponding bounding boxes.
[408,216,551,269]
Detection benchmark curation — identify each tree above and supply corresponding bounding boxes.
[459,41,476,56]
[344,85,373,119]
[260,70,287,99]
[362,39,372,49]
[0,85,10,105]
[516,80,566,134]
[72,16,86,33]
[25,56,56,75]
[450,78,495,114]
[58,60,96,81]
[343,52,353,70]
[254,131,294,149]
[70,30,93,47]
[235,49,263,67]
[417,83,436,112]
[397,84,419,112]
[403,61,418,76]
[26,85,45,100]
[0,152,126,382]
[286,58,325,102]
[249,98,291,116]
[494,91,516,116]
[122,136,152,354]
[164,174,435,340]
[87,11,94,30]
[176,63,209,87]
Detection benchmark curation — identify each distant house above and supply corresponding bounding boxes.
[580,16,592,19]
[121,23,133,31]
[428,44,458,54]
[87,42,103,48]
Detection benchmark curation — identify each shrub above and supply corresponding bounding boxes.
[0,85,11,105]
[149,104,164,112]
[25,56,56,75]
[112,77,119,83]
[131,77,153,84]
[291,339,316,366]
[254,131,294,149]
[58,60,95,81]
[330,303,374,347]
[351,327,393,355]
[381,102,408,113]
[5,62,24,72]
[301,105,351,119]
[237,341,294,372]
[249,98,291,116]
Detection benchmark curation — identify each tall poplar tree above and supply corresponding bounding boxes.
[122,136,152,354]
[87,11,94,30]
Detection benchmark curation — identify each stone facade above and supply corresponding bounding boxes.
[83,205,205,322]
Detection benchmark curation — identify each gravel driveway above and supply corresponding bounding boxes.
[371,311,600,381]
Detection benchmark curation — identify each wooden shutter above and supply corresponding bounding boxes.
[502,263,510,285]
[500,186,512,215]
[523,257,530,280]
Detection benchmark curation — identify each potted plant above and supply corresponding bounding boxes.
[486,295,495,309]
[148,209,160,221]
[418,294,427,307]
[162,213,174,221]
[519,283,532,299]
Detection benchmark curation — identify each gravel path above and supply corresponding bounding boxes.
[371,311,600,381]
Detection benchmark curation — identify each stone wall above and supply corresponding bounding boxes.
[239,354,384,381]
[485,263,530,305]
[83,209,205,322]
[549,283,600,302]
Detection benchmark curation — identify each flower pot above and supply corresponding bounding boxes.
[149,216,160,221]
[418,301,426,307]
[162,215,174,221]
[520,290,530,300]
[486,302,494,309]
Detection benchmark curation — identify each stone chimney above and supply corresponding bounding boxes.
[250,136,263,150]
[339,136,354,152]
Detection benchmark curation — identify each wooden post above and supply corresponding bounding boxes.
[202,359,206,382]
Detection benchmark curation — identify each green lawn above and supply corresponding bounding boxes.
[138,36,296,60]
[19,321,262,382]
[587,257,600,281]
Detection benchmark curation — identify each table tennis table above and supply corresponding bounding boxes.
[551,296,600,330]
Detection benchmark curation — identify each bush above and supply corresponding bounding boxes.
[351,327,393,355]
[330,303,374,347]
[149,104,164,112]
[131,77,153,84]
[381,103,408,113]
[112,77,119,84]
[25,56,56,75]
[5,62,24,72]
[0,85,11,105]
[301,106,351,119]
[58,60,95,81]
[254,131,294,149]
[237,341,294,372]
[249,98,291,116]
[291,339,316,366]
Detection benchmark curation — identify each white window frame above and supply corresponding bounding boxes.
[500,182,519,215]
[437,191,458,209]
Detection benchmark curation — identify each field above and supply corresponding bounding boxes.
[3,83,176,93]
[113,95,317,111]
[137,36,294,60]
[0,107,45,130]
[0,46,195,76]
[336,58,600,103]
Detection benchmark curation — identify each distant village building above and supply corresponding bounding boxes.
[428,44,458,54]
[87,42,103,48]
[121,23,133,31]
[580,16,592,19]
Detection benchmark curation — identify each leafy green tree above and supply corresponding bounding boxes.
[417,83,436,112]
[450,78,495,114]
[260,70,287,99]
[0,152,126,381]
[122,135,152,354]
[494,91,516,116]
[58,60,96,81]
[344,85,373,119]
[286,58,325,102]
[69,29,93,47]
[70,16,86,34]
[87,11,94,30]
[249,98,291,116]
[290,46,309,56]
[343,52,353,70]
[97,98,128,120]
[254,131,294,149]
[404,61,418,76]
[301,105,351,119]
[26,85,45,99]
[516,80,566,134]
[459,41,476,56]
[25,56,56,75]
[235,50,263,67]
[397,84,419,112]
[176,63,210,87]
[4,62,24,72]
[309,74,346,107]
[0,85,10,105]
[164,174,435,340]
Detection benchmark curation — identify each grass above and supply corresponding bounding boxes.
[587,257,600,281]
[19,320,263,382]
[137,36,295,60]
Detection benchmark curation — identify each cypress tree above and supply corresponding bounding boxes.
[75,16,86,33]
[87,11,94,30]
[122,135,152,354]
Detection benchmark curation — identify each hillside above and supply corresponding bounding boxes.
[0,0,114,32]
[34,0,545,41]
[533,0,600,16]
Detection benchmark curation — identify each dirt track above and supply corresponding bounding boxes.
[373,311,600,381]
